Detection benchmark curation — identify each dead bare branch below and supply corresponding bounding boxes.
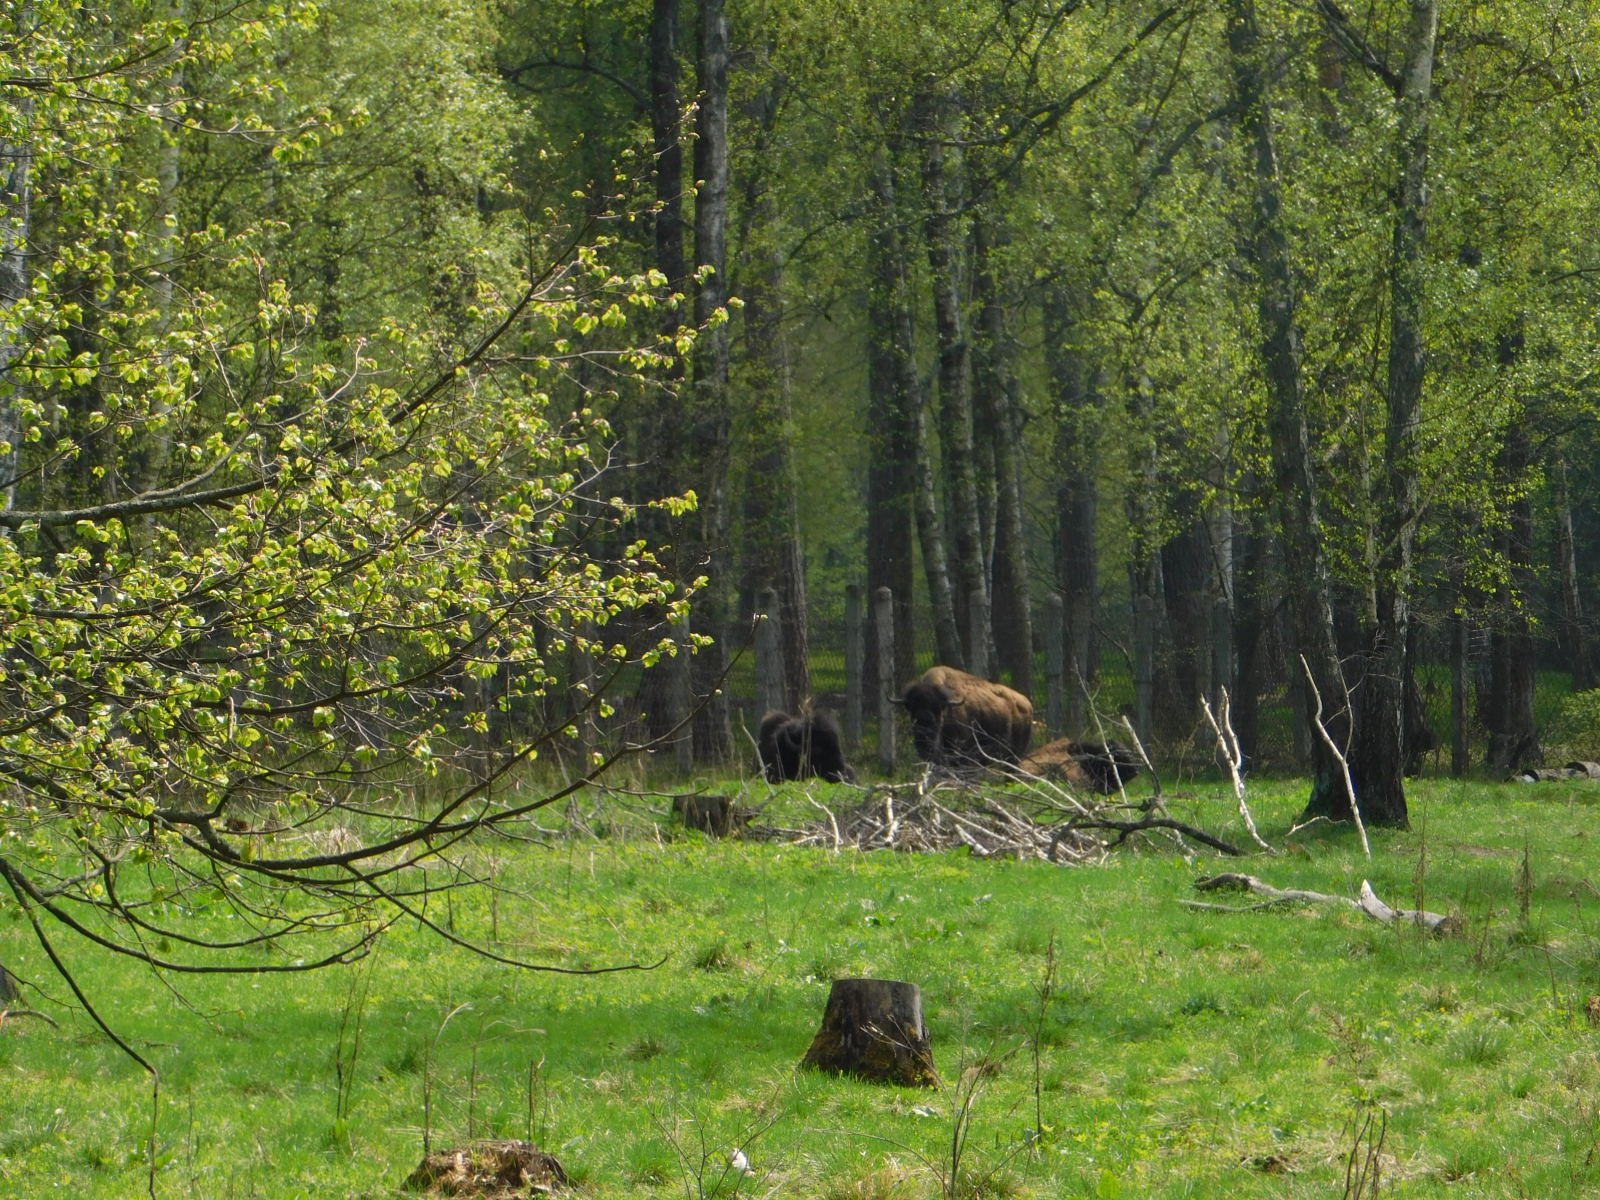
[1300,654,1371,858]
[1201,689,1274,853]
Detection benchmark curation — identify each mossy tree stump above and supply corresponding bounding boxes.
[801,978,938,1087]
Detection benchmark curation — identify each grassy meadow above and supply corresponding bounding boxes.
[4,773,1600,1198]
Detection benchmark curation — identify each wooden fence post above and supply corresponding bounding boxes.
[844,584,864,749]
[875,586,897,774]
[755,587,785,717]
[1044,593,1065,737]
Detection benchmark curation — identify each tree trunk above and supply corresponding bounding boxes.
[1485,423,1540,775]
[801,978,938,1087]
[734,68,809,710]
[1449,558,1470,777]
[649,0,686,303]
[1042,286,1099,732]
[1209,466,1236,717]
[689,0,733,762]
[0,125,28,513]
[637,0,688,745]
[911,385,964,667]
[1226,0,1349,815]
[1229,519,1270,765]
[1553,451,1592,692]
[1160,515,1212,733]
[917,90,987,665]
[130,9,186,505]
[972,213,1031,692]
[1342,0,1438,828]
[1126,376,1162,742]
[865,144,924,691]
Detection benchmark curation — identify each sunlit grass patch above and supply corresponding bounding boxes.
[2,775,1599,1196]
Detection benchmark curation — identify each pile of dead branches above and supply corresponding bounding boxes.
[751,780,1108,863]
[745,768,1246,863]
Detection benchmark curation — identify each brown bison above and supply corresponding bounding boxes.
[757,709,857,784]
[897,665,1033,767]
[1017,738,1140,794]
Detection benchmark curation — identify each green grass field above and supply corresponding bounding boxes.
[4,774,1600,1198]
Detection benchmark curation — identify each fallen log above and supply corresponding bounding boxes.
[1187,873,1462,935]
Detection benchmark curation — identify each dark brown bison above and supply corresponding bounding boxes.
[1017,738,1140,794]
[757,709,856,784]
[897,665,1033,767]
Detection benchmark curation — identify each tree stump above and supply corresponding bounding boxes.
[403,1139,566,1196]
[672,795,747,837]
[801,978,938,1087]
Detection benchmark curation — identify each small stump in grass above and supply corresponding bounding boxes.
[801,978,938,1087]
[672,794,748,837]
[404,1140,567,1197]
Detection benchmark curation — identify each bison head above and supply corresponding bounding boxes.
[899,678,963,764]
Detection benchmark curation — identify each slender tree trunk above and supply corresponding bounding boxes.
[1229,518,1270,763]
[1485,423,1540,775]
[638,0,688,746]
[972,214,1031,692]
[1042,286,1099,731]
[689,0,733,761]
[1209,459,1236,716]
[0,66,32,512]
[1449,556,1470,777]
[1553,451,1592,691]
[734,69,808,710]
[1226,0,1348,814]
[1126,376,1162,741]
[912,384,964,667]
[649,0,686,305]
[917,90,987,668]
[865,145,923,693]
[1160,516,1212,732]
[134,4,186,503]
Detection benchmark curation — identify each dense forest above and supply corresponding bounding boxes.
[4,0,1600,970]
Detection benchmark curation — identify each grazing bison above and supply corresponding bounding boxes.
[1018,738,1140,794]
[897,665,1033,767]
[758,709,857,784]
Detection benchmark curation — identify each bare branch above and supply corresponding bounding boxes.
[1200,689,1274,852]
[1300,654,1371,858]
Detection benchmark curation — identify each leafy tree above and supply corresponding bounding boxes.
[0,0,688,1061]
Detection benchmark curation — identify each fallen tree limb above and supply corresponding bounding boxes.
[1074,818,1243,857]
[1188,873,1461,935]
[1354,880,1463,935]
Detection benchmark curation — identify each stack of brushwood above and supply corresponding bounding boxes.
[749,776,1242,862]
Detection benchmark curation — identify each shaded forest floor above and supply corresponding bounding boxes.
[4,774,1600,1197]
